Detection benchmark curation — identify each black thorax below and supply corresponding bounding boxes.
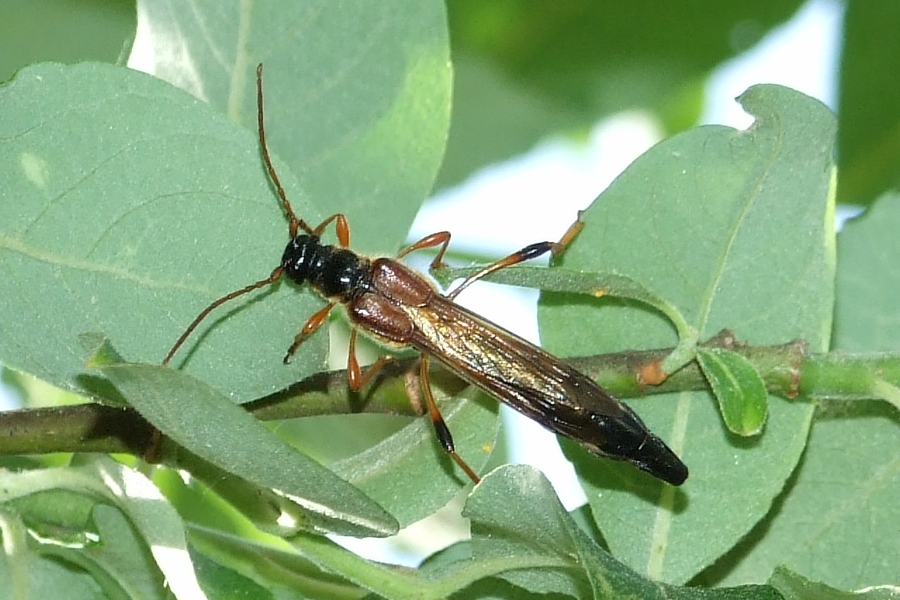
[281,235,374,301]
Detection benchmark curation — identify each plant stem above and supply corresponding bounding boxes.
[1,335,898,459]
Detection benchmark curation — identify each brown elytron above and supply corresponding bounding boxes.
[164,64,688,486]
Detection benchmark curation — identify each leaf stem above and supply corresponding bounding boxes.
[2,336,899,459]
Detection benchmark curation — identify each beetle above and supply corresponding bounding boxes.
[164,64,688,486]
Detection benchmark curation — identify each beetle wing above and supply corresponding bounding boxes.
[401,296,688,486]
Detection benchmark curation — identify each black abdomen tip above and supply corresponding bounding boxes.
[629,434,688,486]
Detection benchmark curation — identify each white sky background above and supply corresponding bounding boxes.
[0,0,843,567]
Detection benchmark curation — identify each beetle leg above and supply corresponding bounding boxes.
[284,302,336,363]
[419,354,480,483]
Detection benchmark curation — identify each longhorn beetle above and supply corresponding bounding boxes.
[163,64,688,486]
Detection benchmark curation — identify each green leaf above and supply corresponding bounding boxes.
[285,465,786,598]
[6,483,95,529]
[189,550,277,600]
[96,360,398,538]
[0,61,326,402]
[130,0,451,256]
[0,0,134,83]
[697,347,768,435]
[188,526,361,600]
[769,566,898,600]
[704,400,900,588]
[833,193,900,352]
[0,3,453,399]
[540,84,836,582]
[330,387,499,528]
[436,264,693,340]
[0,458,208,600]
[462,466,594,597]
[0,509,31,599]
[837,2,900,206]
[701,194,900,588]
[71,505,167,599]
[76,459,210,600]
[0,513,107,600]
[461,465,782,599]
